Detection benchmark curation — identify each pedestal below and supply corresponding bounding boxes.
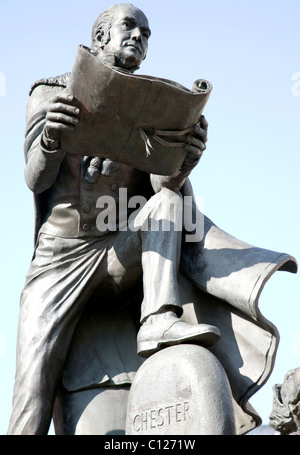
[126,344,235,435]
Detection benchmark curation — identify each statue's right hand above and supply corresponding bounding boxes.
[42,94,80,150]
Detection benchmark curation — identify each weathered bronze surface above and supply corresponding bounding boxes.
[8,3,297,435]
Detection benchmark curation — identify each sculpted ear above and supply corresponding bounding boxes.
[95,28,111,49]
[96,30,105,47]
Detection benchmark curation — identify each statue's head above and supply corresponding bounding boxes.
[91,3,151,72]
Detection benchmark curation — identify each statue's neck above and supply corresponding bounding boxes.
[91,48,139,73]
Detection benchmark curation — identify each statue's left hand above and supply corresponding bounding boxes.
[150,115,208,193]
[181,115,208,174]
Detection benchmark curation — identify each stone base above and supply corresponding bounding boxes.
[53,386,130,435]
[126,344,235,435]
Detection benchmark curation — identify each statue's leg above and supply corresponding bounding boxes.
[127,188,220,357]
[7,234,119,435]
[136,188,184,321]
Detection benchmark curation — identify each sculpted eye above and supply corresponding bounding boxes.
[142,30,150,39]
[122,20,131,29]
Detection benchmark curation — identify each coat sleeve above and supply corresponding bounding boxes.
[24,85,66,194]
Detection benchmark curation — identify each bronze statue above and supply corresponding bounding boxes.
[8,4,297,435]
[8,4,218,435]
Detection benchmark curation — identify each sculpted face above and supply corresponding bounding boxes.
[98,5,151,71]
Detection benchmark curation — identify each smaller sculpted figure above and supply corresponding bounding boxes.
[269,368,300,435]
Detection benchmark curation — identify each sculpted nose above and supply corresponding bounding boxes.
[131,27,142,42]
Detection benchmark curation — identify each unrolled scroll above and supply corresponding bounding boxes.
[62,45,212,175]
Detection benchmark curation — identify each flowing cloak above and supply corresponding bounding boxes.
[25,75,297,435]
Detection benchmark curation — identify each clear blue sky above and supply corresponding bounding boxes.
[0,0,299,434]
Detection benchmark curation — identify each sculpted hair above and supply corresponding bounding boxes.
[91,3,135,50]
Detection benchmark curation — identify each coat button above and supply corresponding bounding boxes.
[111,183,118,191]
[82,203,91,213]
[82,223,91,231]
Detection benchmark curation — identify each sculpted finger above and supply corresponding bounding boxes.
[192,125,208,143]
[50,93,79,105]
[45,120,76,133]
[181,148,203,172]
[186,135,206,150]
[199,115,208,130]
[46,111,79,126]
[185,143,206,157]
[47,102,80,117]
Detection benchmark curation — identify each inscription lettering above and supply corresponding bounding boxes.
[133,401,189,432]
